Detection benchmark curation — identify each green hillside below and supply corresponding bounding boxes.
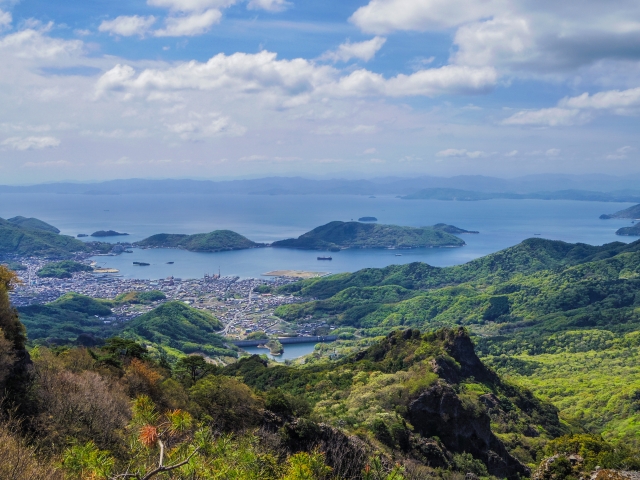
[275,237,640,445]
[121,301,229,356]
[18,293,115,342]
[6,216,60,233]
[271,221,465,251]
[137,230,261,252]
[0,217,104,257]
[37,260,93,278]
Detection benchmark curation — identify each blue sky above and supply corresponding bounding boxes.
[0,0,639,183]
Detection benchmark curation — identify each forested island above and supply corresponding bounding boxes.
[136,230,262,252]
[91,230,129,237]
[271,221,466,251]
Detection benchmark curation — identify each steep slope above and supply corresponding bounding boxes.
[616,223,640,236]
[272,221,465,251]
[137,230,261,252]
[225,328,566,477]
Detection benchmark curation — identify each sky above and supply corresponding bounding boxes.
[0,0,639,184]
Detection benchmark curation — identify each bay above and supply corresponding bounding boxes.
[241,343,319,362]
[0,193,635,279]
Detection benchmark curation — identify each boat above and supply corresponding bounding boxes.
[133,262,150,266]
[534,233,541,236]
[395,254,402,256]
[317,256,332,260]
[166,261,174,264]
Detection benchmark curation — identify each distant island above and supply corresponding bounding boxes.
[358,217,378,222]
[600,204,640,219]
[0,216,109,257]
[271,221,466,251]
[402,188,640,202]
[91,230,129,237]
[136,230,263,252]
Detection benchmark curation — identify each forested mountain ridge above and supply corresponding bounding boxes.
[274,237,640,446]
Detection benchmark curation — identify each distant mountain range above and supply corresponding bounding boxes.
[2,174,640,200]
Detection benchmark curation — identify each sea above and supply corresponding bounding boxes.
[1,193,635,280]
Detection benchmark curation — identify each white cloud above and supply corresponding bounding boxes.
[247,0,291,12]
[0,9,12,30]
[0,27,83,59]
[99,15,157,37]
[545,148,560,157]
[23,160,71,168]
[606,146,635,160]
[350,0,640,77]
[504,150,518,156]
[559,87,640,112]
[350,0,502,34]
[504,86,640,126]
[2,136,61,150]
[320,36,386,63]
[147,0,237,12]
[436,148,488,158]
[330,65,497,97]
[502,107,592,127]
[95,51,497,101]
[154,9,222,36]
[166,114,245,139]
[363,147,377,154]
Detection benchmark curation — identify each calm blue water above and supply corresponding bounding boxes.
[0,193,635,279]
[241,343,318,362]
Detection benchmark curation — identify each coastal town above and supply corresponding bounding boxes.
[5,256,328,340]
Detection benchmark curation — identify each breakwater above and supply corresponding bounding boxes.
[230,335,338,347]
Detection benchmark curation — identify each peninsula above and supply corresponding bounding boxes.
[615,223,640,236]
[0,216,108,257]
[271,221,466,251]
[600,203,640,219]
[136,230,263,252]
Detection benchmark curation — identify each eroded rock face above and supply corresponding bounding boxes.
[409,382,530,479]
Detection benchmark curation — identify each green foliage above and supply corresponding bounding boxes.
[271,221,464,250]
[37,260,93,278]
[18,293,114,343]
[452,452,489,476]
[61,441,114,479]
[114,290,167,304]
[6,216,60,233]
[121,301,232,357]
[137,230,260,252]
[174,354,218,385]
[246,330,269,340]
[0,217,95,257]
[254,284,273,294]
[2,261,26,271]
